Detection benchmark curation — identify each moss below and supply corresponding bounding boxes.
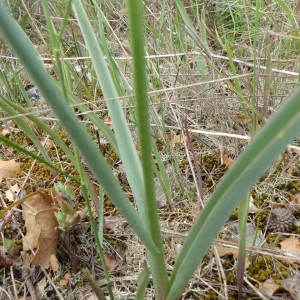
[248,254,291,282]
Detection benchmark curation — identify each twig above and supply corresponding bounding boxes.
[82,268,107,300]
[184,117,204,210]
[1,51,298,77]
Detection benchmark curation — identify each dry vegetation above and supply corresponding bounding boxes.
[1,0,300,299]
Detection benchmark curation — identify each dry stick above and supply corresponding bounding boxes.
[263,36,273,116]
[243,277,269,300]
[184,117,204,210]
[212,245,229,300]
[0,287,12,300]
[22,267,37,300]
[41,267,65,300]
[82,268,107,300]
[2,51,297,76]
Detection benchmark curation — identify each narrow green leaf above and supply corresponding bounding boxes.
[126,0,170,297]
[71,0,145,211]
[0,3,157,254]
[0,97,53,165]
[237,191,250,300]
[136,268,150,300]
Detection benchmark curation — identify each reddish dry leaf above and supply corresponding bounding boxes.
[31,208,59,267]
[164,132,187,147]
[258,278,281,296]
[115,39,131,55]
[2,147,14,156]
[280,236,300,253]
[296,0,300,15]
[104,253,117,272]
[220,152,235,168]
[22,192,59,268]
[235,112,250,125]
[0,160,20,182]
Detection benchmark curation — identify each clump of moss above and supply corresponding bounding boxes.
[248,255,290,282]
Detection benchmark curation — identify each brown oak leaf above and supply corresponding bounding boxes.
[0,160,20,182]
[22,192,59,268]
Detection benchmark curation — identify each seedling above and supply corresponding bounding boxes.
[53,182,87,232]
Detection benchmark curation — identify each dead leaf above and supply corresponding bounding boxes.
[235,112,251,125]
[60,272,71,286]
[282,273,300,300]
[5,184,21,202]
[0,160,20,182]
[215,244,239,258]
[50,254,59,272]
[39,136,54,148]
[104,253,117,272]
[22,192,59,268]
[280,236,300,263]
[118,7,127,14]
[105,215,127,231]
[85,293,98,300]
[2,147,14,156]
[0,121,17,136]
[171,134,187,147]
[258,278,281,296]
[296,0,300,15]
[220,152,235,168]
[35,277,47,299]
[289,193,300,210]
[0,127,10,136]
[291,147,300,155]
[115,39,131,55]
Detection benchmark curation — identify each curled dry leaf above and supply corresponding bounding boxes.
[104,253,118,272]
[258,278,281,296]
[50,254,59,272]
[0,159,20,182]
[235,112,251,125]
[289,193,300,210]
[220,152,235,168]
[282,273,300,300]
[280,236,300,264]
[5,183,21,202]
[105,215,127,231]
[35,277,47,300]
[215,244,239,258]
[22,192,59,268]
